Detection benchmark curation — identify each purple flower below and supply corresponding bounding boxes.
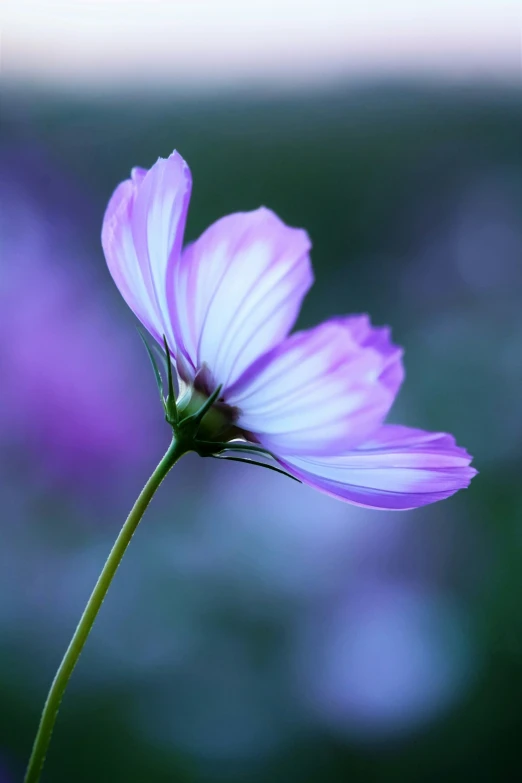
[294,582,474,739]
[102,150,476,509]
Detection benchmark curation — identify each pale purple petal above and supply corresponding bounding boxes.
[277,425,477,510]
[342,314,405,394]
[171,207,313,387]
[227,318,403,455]
[101,151,192,351]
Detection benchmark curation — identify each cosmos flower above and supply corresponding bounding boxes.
[102,150,475,509]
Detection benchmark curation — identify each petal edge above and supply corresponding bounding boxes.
[278,425,476,509]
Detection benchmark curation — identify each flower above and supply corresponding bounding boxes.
[294,582,474,738]
[102,150,476,509]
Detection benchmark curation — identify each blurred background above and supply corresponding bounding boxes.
[1,1,521,781]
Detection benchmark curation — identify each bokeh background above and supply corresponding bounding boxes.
[1,2,521,781]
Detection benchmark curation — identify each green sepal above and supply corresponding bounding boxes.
[137,328,164,402]
[212,455,301,483]
[178,384,223,435]
[162,335,178,426]
[198,440,277,460]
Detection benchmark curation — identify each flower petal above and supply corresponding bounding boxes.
[171,207,313,387]
[227,318,403,455]
[101,151,192,350]
[342,314,405,395]
[277,425,477,509]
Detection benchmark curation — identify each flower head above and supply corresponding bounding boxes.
[102,150,476,509]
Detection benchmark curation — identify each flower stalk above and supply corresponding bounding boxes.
[24,435,187,783]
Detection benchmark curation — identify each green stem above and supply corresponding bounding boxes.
[24,436,187,783]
